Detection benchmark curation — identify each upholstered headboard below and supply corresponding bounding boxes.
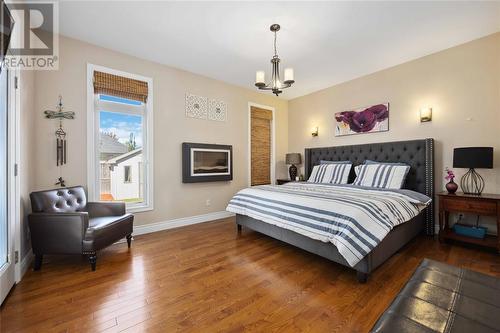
[304,138,434,234]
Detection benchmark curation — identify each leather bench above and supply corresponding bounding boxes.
[371,258,500,333]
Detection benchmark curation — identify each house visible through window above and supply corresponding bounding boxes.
[88,66,153,212]
[124,165,131,183]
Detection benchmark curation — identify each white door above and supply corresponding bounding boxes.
[0,68,15,305]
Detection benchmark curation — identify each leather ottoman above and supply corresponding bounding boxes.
[371,258,500,333]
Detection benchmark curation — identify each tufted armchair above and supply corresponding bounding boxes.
[28,186,134,271]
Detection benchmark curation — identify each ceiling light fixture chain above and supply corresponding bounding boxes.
[255,23,294,96]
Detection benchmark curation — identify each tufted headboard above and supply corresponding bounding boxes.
[304,138,434,234]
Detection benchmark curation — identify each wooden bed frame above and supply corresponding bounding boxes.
[236,138,435,282]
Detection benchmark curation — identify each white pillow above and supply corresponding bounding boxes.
[353,163,410,189]
[308,163,352,184]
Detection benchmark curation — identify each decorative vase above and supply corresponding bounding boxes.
[445,179,458,194]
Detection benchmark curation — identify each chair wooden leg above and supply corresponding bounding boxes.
[126,234,132,248]
[237,224,242,235]
[357,271,368,283]
[88,253,97,271]
[33,254,43,271]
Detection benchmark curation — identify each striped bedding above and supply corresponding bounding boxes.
[308,163,352,184]
[226,182,430,267]
[353,163,410,189]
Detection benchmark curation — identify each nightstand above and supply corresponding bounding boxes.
[437,192,500,252]
[276,179,292,185]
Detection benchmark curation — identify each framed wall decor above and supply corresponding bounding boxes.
[185,93,208,119]
[182,142,233,183]
[334,103,389,136]
[208,99,227,122]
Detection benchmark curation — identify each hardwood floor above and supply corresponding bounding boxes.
[1,217,500,333]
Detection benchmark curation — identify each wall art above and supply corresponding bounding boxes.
[334,103,389,136]
[208,99,227,122]
[185,93,208,119]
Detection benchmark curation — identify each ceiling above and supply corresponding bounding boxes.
[59,1,500,100]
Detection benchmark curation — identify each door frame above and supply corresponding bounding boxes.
[0,66,21,304]
[11,68,21,283]
[247,102,276,187]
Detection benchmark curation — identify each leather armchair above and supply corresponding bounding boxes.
[28,186,134,271]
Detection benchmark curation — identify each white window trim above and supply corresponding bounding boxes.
[86,64,154,213]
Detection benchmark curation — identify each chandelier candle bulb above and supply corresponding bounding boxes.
[284,68,294,84]
[255,71,265,87]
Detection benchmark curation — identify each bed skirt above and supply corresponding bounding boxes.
[236,212,424,281]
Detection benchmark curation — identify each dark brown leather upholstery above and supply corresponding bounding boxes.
[31,186,88,213]
[28,186,134,271]
[371,258,500,333]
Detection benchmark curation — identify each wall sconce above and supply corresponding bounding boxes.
[311,126,319,137]
[420,107,432,122]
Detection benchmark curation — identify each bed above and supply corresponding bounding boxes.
[228,139,434,282]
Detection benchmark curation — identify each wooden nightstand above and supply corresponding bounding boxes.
[437,192,500,252]
[276,179,292,185]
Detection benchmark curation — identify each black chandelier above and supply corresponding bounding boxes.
[255,24,295,96]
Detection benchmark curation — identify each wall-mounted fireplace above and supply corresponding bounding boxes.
[182,143,233,183]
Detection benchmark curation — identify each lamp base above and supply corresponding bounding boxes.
[460,168,485,195]
[289,164,297,181]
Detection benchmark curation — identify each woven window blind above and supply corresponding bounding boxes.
[251,107,273,186]
[93,71,148,103]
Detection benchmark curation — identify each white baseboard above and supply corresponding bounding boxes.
[19,252,34,280]
[133,210,235,236]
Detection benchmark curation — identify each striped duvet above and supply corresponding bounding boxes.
[226,182,430,267]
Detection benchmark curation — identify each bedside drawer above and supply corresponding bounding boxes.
[441,198,497,215]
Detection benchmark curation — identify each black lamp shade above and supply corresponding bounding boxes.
[453,147,493,169]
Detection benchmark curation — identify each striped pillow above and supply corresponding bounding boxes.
[353,164,410,189]
[308,163,352,184]
[354,160,409,176]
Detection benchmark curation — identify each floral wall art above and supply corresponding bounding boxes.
[185,93,208,119]
[334,103,389,136]
[208,99,227,122]
[185,93,227,122]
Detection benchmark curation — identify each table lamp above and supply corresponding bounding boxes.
[453,147,493,195]
[285,153,301,181]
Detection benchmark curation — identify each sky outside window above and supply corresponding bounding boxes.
[99,111,143,148]
[99,94,143,149]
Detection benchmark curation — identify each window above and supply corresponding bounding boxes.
[124,166,131,183]
[87,65,153,212]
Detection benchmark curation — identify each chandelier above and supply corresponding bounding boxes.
[255,24,294,96]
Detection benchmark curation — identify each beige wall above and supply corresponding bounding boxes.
[288,32,500,229]
[32,36,288,226]
[24,31,500,249]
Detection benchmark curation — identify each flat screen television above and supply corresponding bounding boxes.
[0,0,14,71]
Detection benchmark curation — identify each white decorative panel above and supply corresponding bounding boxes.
[185,93,208,119]
[208,99,227,122]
